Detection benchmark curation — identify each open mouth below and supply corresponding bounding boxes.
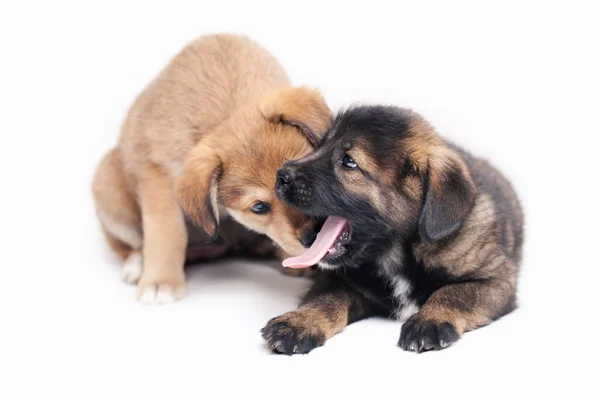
[282,216,351,269]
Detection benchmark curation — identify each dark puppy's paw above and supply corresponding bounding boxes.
[261,311,326,355]
[399,314,460,353]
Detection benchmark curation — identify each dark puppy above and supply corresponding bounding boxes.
[261,105,524,354]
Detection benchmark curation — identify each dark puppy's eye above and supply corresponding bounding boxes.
[250,201,270,215]
[340,154,358,169]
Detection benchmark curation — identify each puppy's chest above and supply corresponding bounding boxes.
[376,246,442,320]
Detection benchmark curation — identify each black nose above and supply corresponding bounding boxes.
[276,168,295,189]
[300,228,318,248]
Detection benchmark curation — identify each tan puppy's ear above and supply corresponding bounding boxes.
[419,147,477,244]
[175,141,222,241]
[259,86,331,147]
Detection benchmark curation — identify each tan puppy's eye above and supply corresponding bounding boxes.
[250,201,271,215]
[339,154,358,169]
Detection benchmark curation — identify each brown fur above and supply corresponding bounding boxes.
[92,34,329,303]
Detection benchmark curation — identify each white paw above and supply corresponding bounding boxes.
[122,252,143,284]
[137,283,186,305]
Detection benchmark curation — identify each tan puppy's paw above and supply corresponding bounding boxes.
[137,276,186,305]
[122,252,143,285]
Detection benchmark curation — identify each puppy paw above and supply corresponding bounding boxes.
[398,315,460,353]
[261,311,326,355]
[137,277,186,305]
[122,252,143,284]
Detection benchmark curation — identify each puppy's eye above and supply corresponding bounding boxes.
[340,154,358,169]
[250,201,270,215]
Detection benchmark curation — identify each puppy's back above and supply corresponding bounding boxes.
[150,34,290,131]
[447,141,524,265]
[118,34,290,175]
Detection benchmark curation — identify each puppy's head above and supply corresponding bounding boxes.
[176,86,331,256]
[276,105,476,270]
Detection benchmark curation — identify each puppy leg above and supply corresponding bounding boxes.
[399,262,517,352]
[92,148,143,284]
[102,230,143,285]
[137,165,188,304]
[261,274,379,355]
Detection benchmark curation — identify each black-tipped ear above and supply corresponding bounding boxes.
[259,86,331,147]
[277,118,321,147]
[419,150,477,243]
[175,141,222,242]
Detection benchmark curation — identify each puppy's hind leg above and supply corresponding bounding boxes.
[399,256,518,352]
[102,230,143,285]
[92,148,143,284]
[137,164,188,305]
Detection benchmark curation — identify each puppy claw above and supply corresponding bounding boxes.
[122,252,143,284]
[399,315,460,353]
[137,282,186,305]
[261,312,326,355]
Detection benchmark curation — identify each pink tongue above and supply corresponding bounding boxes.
[282,216,348,269]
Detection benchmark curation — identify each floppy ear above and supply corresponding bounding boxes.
[419,148,477,243]
[175,141,222,241]
[259,86,331,147]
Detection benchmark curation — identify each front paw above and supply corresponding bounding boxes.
[261,311,326,355]
[137,276,186,305]
[399,315,460,353]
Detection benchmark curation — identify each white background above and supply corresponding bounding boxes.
[1,1,598,399]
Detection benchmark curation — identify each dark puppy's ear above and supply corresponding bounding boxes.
[259,86,331,147]
[419,148,477,243]
[175,141,222,241]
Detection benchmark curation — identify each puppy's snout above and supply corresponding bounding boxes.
[276,166,297,192]
[277,168,294,186]
[276,163,311,208]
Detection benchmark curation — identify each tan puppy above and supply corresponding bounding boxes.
[92,34,330,304]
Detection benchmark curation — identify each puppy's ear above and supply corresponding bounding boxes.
[175,141,222,241]
[259,86,331,147]
[419,148,477,243]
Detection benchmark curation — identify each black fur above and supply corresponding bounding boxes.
[260,319,326,355]
[399,318,460,352]
[418,159,477,243]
